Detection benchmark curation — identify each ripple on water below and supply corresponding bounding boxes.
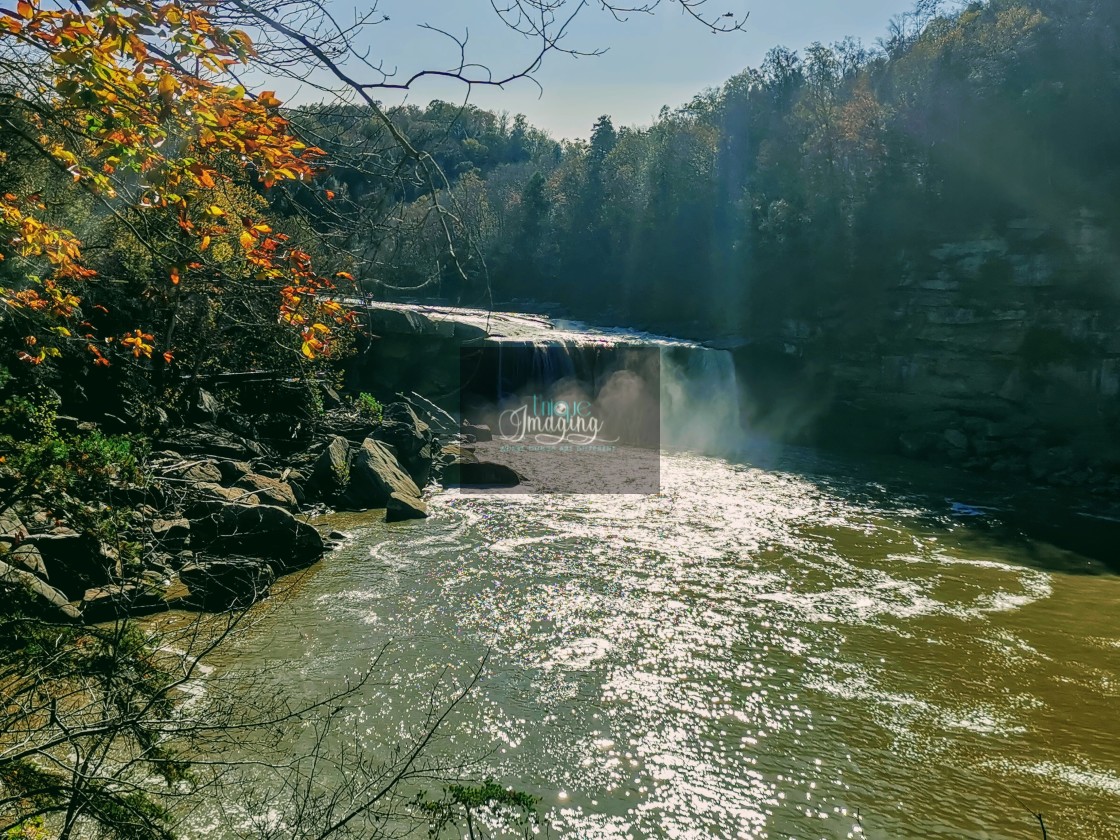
[205,448,1120,840]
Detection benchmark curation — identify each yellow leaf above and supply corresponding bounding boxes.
[200,235,211,250]
[239,231,254,250]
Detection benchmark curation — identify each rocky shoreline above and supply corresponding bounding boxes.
[0,386,517,623]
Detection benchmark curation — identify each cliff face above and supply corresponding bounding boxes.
[741,212,1120,487]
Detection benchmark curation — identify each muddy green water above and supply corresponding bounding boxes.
[210,448,1120,839]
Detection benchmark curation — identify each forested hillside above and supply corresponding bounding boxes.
[313,0,1120,479]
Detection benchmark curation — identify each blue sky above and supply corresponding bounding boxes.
[291,0,915,139]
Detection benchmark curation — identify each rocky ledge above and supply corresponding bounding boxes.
[1,390,516,624]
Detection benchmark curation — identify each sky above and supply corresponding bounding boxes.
[283,0,916,140]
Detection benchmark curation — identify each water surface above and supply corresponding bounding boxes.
[218,448,1120,838]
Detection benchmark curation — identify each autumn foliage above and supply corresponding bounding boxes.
[0,0,352,372]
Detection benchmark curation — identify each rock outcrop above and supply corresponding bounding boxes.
[344,439,422,508]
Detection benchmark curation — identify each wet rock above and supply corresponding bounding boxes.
[442,461,521,488]
[180,558,275,610]
[0,558,80,621]
[386,492,428,522]
[344,439,421,508]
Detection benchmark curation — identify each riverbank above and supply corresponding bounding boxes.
[1,382,519,624]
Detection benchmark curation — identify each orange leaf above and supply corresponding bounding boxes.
[170,266,180,285]
[16,0,33,20]
[325,190,335,200]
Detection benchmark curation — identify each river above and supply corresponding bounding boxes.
[198,313,1120,839]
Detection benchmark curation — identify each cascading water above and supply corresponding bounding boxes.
[470,322,746,459]
[659,346,743,455]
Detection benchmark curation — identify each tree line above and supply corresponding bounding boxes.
[329,0,1120,347]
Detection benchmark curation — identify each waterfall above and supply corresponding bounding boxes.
[482,339,744,457]
[659,347,744,456]
[357,302,748,459]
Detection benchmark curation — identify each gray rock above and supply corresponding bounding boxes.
[81,583,168,622]
[216,460,254,484]
[192,389,222,424]
[156,425,269,460]
[193,482,261,506]
[0,558,80,621]
[0,508,47,578]
[344,439,421,508]
[234,473,299,510]
[180,558,275,610]
[442,461,521,488]
[438,444,478,467]
[372,403,434,486]
[386,492,428,522]
[310,436,351,500]
[461,422,493,442]
[186,501,323,572]
[158,459,224,485]
[151,518,191,552]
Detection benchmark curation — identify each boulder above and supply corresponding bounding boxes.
[461,422,493,442]
[186,500,323,572]
[156,424,269,461]
[193,482,261,506]
[81,583,168,622]
[442,461,521,488]
[151,518,191,552]
[372,403,434,485]
[0,508,47,578]
[216,460,254,484]
[386,492,428,522]
[343,439,421,508]
[35,529,109,600]
[438,444,478,465]
[191,389,222,424]
[157,459,224,485]
[180,558,275,610]
[309,436,351,500]
[0,559,80,621]
[234,473,299,510]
